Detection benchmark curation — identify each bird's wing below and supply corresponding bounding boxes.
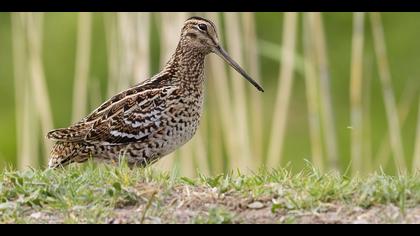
[47,85,180,144]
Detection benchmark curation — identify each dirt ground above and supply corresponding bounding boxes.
[105,184,420,224]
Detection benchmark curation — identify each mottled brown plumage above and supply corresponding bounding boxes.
[46,16,264,169]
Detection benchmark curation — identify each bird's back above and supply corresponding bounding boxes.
[47,70,205,168]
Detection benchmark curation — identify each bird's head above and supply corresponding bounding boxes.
[181,16,264,92]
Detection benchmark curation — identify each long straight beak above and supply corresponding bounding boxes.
[214,46,264,92]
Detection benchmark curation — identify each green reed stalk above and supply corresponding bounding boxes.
[224,12,253,171]
[350,12,365,175]
[413,97,420,172]
[370,12,406,172]
[308,13,339,171]
[374,80,418,170]
[266,12,298,167]
[362,55,373,173]
[12,13,39,169]
[242,12,264,162]
[134,13,151,83]
[302,14,324,172]
[205,12,238,172]
[26,13,53,165]
[104,13,120,97]
[72,12,92,122]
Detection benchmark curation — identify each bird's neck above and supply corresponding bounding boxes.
[164,40,206,87]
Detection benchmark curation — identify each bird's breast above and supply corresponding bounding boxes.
[165,89,204,142]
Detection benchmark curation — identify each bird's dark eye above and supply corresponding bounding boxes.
[198,24,207,31]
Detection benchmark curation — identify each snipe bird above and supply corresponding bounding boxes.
[47,16,264,169]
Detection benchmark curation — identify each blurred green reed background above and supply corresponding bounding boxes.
[0,12,419,176]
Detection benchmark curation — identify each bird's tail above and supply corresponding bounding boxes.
[48,142,90,169]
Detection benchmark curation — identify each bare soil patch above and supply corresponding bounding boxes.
[106,183,420,224]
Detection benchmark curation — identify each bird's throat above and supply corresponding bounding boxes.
[164,41,206,86]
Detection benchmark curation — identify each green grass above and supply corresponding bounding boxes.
[0,162,419,223]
